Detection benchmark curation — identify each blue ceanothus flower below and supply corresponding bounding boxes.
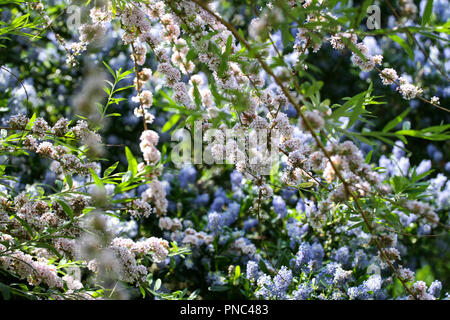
[272,266,293,299]
[246,260,259,282]
[290,242,324,272]
[210,188,229,212]
[243,218,258,231]
[178,165,197,188]
[428,280,442,298]
[292,283,313,300]
[222,202,240,225]
[194,193,210,207]
[207,212,223,233]
[273,195,287,218]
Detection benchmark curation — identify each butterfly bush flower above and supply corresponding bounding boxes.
[397,77,424,100]
[430,96,440,105]
[128,199,153,219]
[350,42,383,72]
[380,68,399,85]
[9,114,28,130]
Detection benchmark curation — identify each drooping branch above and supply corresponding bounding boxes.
[188,0,418,299]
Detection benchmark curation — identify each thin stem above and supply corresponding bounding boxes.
[0,66,29,105]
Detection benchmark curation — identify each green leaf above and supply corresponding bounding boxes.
[25,113,36,131]
[154,279,161,291]
[139,286,146,298]
[382,109,410,133]
[105,112,122,117]
[32,241,63,259]
[421,0,434,26]
[13,215,33,237]
[218,59,228,78]
[388,35,414,60]
[117,69,134,81]
[298,182,315,189]
[113,85,134,93]
[411,169,434,183]
[162,113,181,133]
[259,259,269,274]
[0,283,11,300]
[104,161,119,177]
[347,92,367,129]
[103,85,111,96]
[55,199,74,219]
[64,175,73,189]
[103,61,116,80]
[225,35,233,57]
[347,221,365,231]
[365,150,373,164]
[186,48,197,62]
[89,168,105,191]
[121,170,133,184]
[342,37,366,61]
[280,22,292,48]
[125,147,138,175]
[395,129,450,141]
[234,265,241,280]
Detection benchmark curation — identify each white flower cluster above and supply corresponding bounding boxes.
[132,69,155,124]
[112,236,169,268]
[0,226,91,299]
[402,199,439,227]
[8,116,100,175]
[139,130,161,166]
[158,216,183,231]
[379,68,398,85]
[181,227,214,247]
[430,96,440,105]
[128,199,153,220]
[142,180,168,216]
[0,248,63,289]
[67,5,112,64]
[410,281,436,300]
[397,77,423,100]
[350,42,383,72]
[330,32,357,51]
